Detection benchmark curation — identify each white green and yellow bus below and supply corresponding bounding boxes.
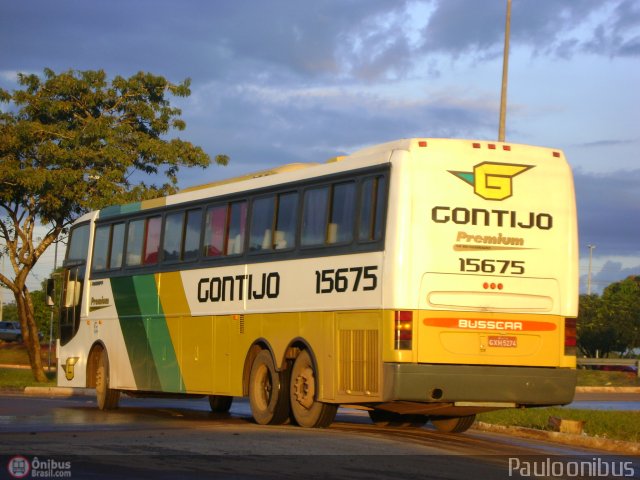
[56,138,578,432]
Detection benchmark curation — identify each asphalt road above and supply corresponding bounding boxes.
[1,394,637,479]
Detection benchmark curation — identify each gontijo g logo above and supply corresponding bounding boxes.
[449,162,533,201]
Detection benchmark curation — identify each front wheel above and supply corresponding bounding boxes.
[248,350,290,425]
[96,349,120,410]
[431,414,476,433]
[290,350,337,428]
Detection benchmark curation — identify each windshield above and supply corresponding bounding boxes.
[65,223,90,264]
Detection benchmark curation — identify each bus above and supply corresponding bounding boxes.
[55,138,578,432]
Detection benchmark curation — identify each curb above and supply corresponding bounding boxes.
[0,364,56,371]
[23,386,95,397]
[575,386,640,393]
[473,422,639,455]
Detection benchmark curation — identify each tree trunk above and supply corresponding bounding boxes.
[15,287,47,383]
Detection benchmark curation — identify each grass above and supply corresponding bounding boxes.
[0,341,55,365]
[0,368,56,391]
[577,368,640,387]
[477,408,640,443]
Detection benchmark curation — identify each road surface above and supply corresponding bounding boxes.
[0,394,637,479]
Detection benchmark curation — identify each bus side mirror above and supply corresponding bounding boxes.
[46,278,55,307]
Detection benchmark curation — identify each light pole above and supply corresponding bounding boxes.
[498,0,512,142]
[587,244,596,295]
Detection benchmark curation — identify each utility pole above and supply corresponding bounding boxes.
[587,244,596,295]
[498,0,512,142]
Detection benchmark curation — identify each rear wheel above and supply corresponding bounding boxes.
[208,395,233,413]
[290,350,337,428]
[96,349,120,410]
[431,414,476,433]
[248,350,290,425]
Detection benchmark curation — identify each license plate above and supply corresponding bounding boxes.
[488,336,517,348]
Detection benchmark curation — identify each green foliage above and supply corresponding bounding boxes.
[0,68,227,381]
[577,276,640,357]
[1,68,227,221]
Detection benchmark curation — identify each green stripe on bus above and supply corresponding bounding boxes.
[132,275,183,392]
[111,276,161,391]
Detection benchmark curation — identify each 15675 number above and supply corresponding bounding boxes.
[315,266,378,294]
[459,258,525,275]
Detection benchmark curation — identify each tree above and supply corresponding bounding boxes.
[576,276,640,358]
[576,294,622,358]
[0,68,228,381]
[600,275,640,356]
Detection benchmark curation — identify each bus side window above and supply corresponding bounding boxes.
[275,192,298,250]
[143,217,161,265]
[359,176,386,242]
[183,208,201,260]
[110,223,125,268]
[302,187,328,246]
[126,219,145,266]
[163,212,184,261]
[249,196,275,251]
[328,182,355,244]
[204,201,247,257]
[92,225,110,271]
[204,205,227,257]
[227,201,247,255]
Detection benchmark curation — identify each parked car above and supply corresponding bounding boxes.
[0,321,23,342]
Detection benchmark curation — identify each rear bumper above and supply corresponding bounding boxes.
[383,363,577,406]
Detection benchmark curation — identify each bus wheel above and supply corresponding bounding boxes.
[96,349,120,410]
[208,395,233,413]
[290,350,337,428]
[431,414,476,433]
[369,410,428,427]
[248,350,289,425]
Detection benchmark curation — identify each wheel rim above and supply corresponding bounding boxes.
[292,366,315,410]
[254,363,273,411]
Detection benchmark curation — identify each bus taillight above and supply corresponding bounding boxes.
[394,311,413,350]
[564,318,577,356]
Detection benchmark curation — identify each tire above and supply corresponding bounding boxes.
[208,395,233,413]
[290,350,337,428]
[96,349,120,410]
[248,350,290,425]
[431,414,476,433]
[368,410,428,428]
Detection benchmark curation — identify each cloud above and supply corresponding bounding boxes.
[582,0,640,57]
[419,0,640,60]
[580,260,640,294]
[574,169,640,257]
[2,0,637,92]
[574,139,638,149]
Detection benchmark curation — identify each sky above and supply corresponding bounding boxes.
[0,0,639,303]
